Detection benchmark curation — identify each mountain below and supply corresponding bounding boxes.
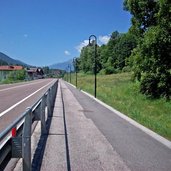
[0,58,8,65]
[0,52,29,66]
[49,59,74,71]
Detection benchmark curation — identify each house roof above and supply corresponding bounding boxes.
[0,65,23,71]
[27,68,37,72]
[26,67,44,75]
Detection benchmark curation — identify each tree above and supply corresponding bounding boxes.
[124,0,171,99]
[0,59,8,65]
[124,0,158,37]
[99,31,120,74]
[99,31,137,74]
[16,70,26,80]
[42,66,50,75]
[78,30,137,75]
[79,46,92,73]
[79,43,101,74]
[113,33,137,70]
[7,69,26,81]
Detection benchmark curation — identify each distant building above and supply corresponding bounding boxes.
[51,69,62,77]
[26,67,44,80]
[0,65,23,81]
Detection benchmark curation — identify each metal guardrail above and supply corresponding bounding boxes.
[0,79,58,171]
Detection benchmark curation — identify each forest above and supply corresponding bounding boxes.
[75,0,171,99]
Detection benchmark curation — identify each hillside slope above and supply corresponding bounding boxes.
[0,52,28,66]
[49,59,74,71]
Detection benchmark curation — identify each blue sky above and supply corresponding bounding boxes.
[0,0,131,66]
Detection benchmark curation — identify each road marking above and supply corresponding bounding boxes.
[0,80,55,117]
[0,80,47,92]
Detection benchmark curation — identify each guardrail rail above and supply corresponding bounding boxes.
[0,79,58,171]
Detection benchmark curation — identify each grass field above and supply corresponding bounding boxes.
[67,72,171,140]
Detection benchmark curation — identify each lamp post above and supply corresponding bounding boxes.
[66,67,69,82]
[89,35,97,98]
[73,57,78,87]
[68,64,71,83]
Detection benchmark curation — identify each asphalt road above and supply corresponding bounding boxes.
[64,82,171,171]
[0,79,56,132]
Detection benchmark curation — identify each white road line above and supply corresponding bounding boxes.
[0,80,55,117]
[0,80,47,92]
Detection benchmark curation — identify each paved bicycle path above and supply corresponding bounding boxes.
[40,80,171,171]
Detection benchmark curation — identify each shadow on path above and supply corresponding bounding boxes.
[32,114,52,171]
[61,86,71,171]
[32,83,71,171]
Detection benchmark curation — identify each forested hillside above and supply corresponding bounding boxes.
[78,31,137,74]
[76,0,171,99]
[0,59,8,65]
[0,52,28,66]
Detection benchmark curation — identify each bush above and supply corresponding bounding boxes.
[86,71,93,75]
[140,73,160,98]
[16,70,26,80]
[99,69,106,75]
[104,66,115,74]
[140,72,171,99]
[122,66,131,72]
[2,70,26,84]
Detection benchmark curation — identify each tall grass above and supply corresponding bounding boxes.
[69,72,171,140]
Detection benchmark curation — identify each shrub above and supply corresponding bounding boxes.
[140,73,160,98]
[140,72,171,99]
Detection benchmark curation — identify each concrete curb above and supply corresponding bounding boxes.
[66,81,171,149]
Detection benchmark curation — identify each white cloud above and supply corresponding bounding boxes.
[98,35,110,45]
[75,40,89,53]
[24,34,28,38]
[75,35,110,53]
[64,50,71,55]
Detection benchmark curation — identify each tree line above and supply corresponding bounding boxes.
[75,0,171,99]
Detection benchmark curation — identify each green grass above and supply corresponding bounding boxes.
[67,72,171,140]
[0,79,25,84]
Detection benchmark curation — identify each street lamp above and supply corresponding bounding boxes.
[73,57,78,87]
[68,64,71,83]
[65,67,69,82]
[89,35,97,98]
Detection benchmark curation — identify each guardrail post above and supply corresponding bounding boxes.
[22,107,32,171]
[53,81,58,102]
[50,87,52,105]
[47,89,52,117]
[12,127,17,137]
[41,95,47,134]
